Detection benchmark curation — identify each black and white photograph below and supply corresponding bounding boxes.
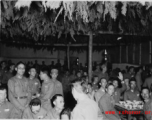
[0,0,152,120]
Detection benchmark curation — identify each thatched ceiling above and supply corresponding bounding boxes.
[0,1,152,48]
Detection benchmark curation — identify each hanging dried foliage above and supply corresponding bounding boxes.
[1,0,152,45]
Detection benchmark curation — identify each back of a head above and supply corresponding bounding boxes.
[0,85,6,91]
[70,78,84,95]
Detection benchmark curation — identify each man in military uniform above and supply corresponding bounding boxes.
[143,66,152,89]
[99,84,121,120]
[8,62,32,118]
[71,78,98,120]
[113,73,126,103]
[95,78,107,103]
[22,98,48,119]
[124,78,140,101]
[50,69,63,96]
[39,67,55,111]
[28,67,41,99]
[0,86,15,119]
[47,94,64,119]
[1,63,15,88]
[141,87,152,120]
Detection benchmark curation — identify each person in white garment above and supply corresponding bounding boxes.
[71,78,98,120]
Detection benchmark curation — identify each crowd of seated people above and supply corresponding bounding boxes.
[0,60,152,120]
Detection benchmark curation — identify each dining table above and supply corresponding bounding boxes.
[115,103,145,120]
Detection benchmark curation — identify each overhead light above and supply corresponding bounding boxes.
[117,37,122,41]
[105,49,107,55]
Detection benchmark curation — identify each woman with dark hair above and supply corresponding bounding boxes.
[60,108,71,120]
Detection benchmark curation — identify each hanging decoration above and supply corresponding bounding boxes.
[104,49,108,61]
[1,0,152,46]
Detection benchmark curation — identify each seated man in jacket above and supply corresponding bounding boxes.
[47,94,64,120]
[124,78,140,101]
[99,84,121,120]
[0,86,15,119]
[22,98,48,119]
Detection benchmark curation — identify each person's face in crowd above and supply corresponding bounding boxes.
[101,65,107,73]
[31,105,41,114]
[65,71,69,76]
[87,84,93,93]
[107,85,114,96]
[77,72,81,78]
[100,78,107,88]
[0,89,6,103]
[39,71,46,80]
[113,80,118,88]
[51,72,58,79]
[130,81,136,90]
[124,79,129,86]
[29,68,37,77]
[130,68,135,74]
[1,62,6,69]
[54,96,64,110]
[72,82,83,101]
[61,114,69,120]
[94,77,98,84]
[10,65,15,72]
[86,76,89,83]
[141,89,150,102]
[84,72,87,76]
[16,63,25,76]
[81,83,87,93]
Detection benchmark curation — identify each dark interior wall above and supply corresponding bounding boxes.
[109,40,152,65]
[0,43,2,57]
[141,42,150,64]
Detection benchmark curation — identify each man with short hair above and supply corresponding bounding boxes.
[92,76,99,91]
[99,84,121,120]
[124,78,140,101]
[50,69,63,96]
[8,62,31,118]
[39,67,55,111]
[22,98,48,119]
[113,72,126,103]
[71,78,98,120]
[28,67,41,99]
[95,78,107,103]
[0,86,15,119]
[1,63,15,87]
[98,64,109,81]
[47,94,64,119]
[141,87,152,120]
